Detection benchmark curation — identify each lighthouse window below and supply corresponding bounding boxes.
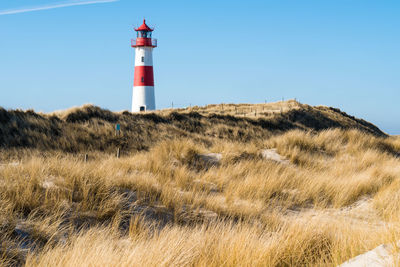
[141,56,144,62]
[141,77,144,83]
[137,31,152,38]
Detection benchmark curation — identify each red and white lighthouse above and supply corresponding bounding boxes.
[131,19,157,112]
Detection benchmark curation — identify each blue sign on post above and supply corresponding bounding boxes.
[115,124,121,136]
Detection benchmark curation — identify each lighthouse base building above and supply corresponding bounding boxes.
[131,19,157,112]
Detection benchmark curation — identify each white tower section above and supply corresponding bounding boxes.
[131,47,155,112]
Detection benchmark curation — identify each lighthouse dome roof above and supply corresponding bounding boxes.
[135,19,154,32]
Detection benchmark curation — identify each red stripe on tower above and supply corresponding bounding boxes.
[134,66,154,86]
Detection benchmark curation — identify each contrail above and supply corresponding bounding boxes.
[0,0,118,16]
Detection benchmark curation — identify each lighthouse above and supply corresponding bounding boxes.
[131,19,157,112]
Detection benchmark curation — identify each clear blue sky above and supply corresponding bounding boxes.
[0,0,399,134]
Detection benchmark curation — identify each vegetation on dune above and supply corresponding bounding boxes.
[0,102,399,266]
[0,100,385,154]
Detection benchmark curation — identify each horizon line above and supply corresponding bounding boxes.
[0,0,119,16]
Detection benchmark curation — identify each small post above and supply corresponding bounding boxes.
[116,148,120,158]
[84,154,88,163]
[172,102,174,109]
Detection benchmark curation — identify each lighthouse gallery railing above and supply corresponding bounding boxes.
[131,38,157,47]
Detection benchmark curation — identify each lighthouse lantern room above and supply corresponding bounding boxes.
[131,19,157,112]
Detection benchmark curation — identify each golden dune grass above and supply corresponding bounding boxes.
[1,128,400,266]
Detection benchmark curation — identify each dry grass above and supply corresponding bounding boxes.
[0,103,399,266]
[0,101,386,153]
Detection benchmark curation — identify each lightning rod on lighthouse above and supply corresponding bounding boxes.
[131,19,157,112]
